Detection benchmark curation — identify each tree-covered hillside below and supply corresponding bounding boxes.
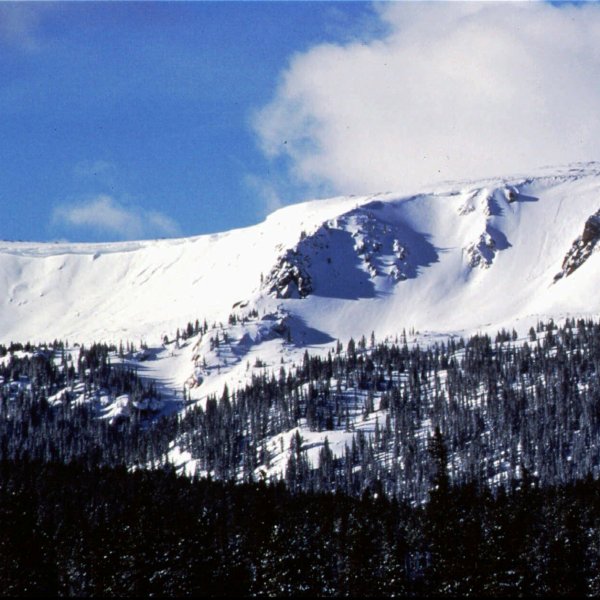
[2,319,600,596]
[174,317,600,502]
[3,319,600,504]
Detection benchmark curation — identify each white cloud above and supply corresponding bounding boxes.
[244,174,285,218]
[254,2,600,195]
[53,195,180,240]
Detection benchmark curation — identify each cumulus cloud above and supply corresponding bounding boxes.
[254,2,600,195]
[53,195,181,241]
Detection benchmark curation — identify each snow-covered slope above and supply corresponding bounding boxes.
[2,162,600,400]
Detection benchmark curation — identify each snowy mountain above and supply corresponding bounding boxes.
[3,162,600,484]
[2,163,600,387]
[4,165,600,597]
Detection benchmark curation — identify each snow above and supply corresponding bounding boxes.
[2,162,600,420]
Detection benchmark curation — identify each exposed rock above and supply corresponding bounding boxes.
[389,265,407,281]
[554,210,600,281]
[264,250,313,299]
[582,213,600,244]
[465,231,497,269]
[347,210,414,281]
[262,204,437,299]
[504,186,518,203]
[393,239,407,260]
[459,185,518,218]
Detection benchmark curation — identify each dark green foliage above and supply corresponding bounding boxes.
[6,318,600,503]
[0,343,173,467]
[171,318,600,502]
[3,318,600,596]
[1,459,599,597]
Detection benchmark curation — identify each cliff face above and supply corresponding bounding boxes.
[265,249,313,299]
[555,210,600,281]
[582,213,600,244]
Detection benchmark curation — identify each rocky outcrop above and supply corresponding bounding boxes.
[554,210,600,281]
[348,210,416,281]
[458,186,518,216]
[262,204,440,300]
[582,213,600,244]
[465,231,497,269]
[265,250,313,299]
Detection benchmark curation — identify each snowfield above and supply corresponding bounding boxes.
[2,162,600,416]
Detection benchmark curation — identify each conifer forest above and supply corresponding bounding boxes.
[2,318,600,596]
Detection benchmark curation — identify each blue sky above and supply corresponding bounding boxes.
[0,1,382,242]
[2,1,600,243]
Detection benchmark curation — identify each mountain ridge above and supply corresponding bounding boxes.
[2,162,600,408]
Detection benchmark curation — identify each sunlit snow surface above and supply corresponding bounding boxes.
[3,163,600,477]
